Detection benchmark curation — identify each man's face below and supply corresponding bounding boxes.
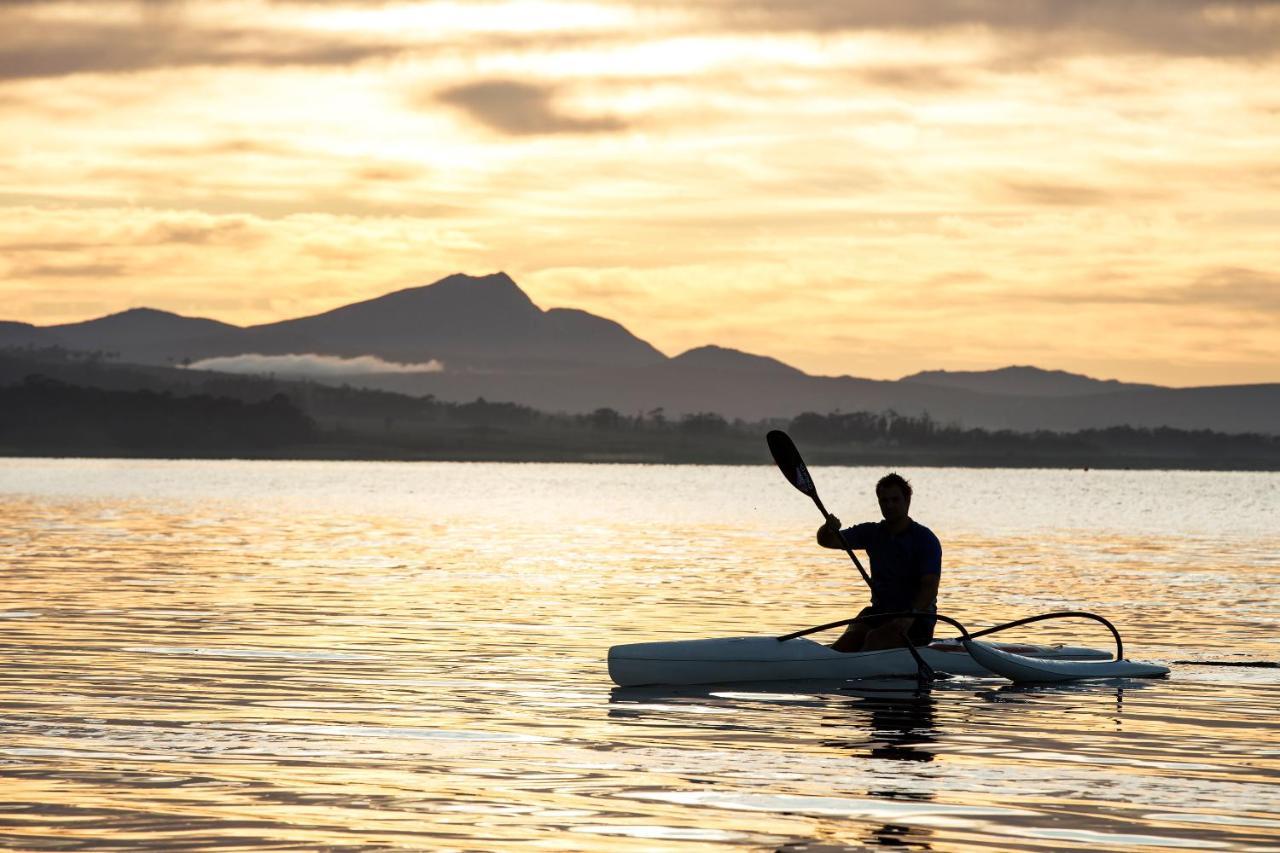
[877,485,910,524]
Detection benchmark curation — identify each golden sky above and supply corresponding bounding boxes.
[2,0,1278,385]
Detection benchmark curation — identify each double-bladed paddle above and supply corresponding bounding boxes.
[766,429,872,591]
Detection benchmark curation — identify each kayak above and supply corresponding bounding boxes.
[964,639,1170,682]
[608,636,1116,687]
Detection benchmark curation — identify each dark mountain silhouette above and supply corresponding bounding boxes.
[3,271,1277,433]
[48,309,240,361]
[233,272,665,369]
[670,345,805,376]
[901,365,1155,397]
[6,272,665,370]
[0,321,52,348]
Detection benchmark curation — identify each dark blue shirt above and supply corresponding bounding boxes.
[840,520,941,611]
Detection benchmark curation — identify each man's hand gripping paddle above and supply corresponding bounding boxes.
[766,430,872,591]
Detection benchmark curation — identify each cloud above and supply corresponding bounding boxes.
[0,14,407,81]
[0,1,644,83]
[187,353,446,377]
[435,79,626,136]
[683,0,1280,59]
[995,180,1171,207]
[1000,268,1280,313]
[140,215,266,246]
[1187,268,1280,313]
[3,0,1277,88]
[4,259,130,278]
[133,138,299,159]
[855,63,974,91]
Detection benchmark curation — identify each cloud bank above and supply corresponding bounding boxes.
[3,0,1277,386]
[2,0,1277,86]
[188,353,445,378]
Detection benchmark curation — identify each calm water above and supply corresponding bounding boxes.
[1,459,1277,851]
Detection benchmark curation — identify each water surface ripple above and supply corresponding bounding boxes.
[1,460,1277,850]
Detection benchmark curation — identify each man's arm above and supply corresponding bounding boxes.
[911,573,939,612]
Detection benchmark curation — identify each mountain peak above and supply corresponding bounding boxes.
[114,307,173,318]
[433,270,519,290]
[900,365,1153,397]
[51,307,240,335]
[87,307,190,322]
[369,271,537,315]
[232,271,662,369]
[671,345,805,376]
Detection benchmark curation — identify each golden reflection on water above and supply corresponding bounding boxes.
[0,460,1277,850]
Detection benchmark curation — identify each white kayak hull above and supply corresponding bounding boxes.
[608,636,1114,687]
[963,639,1169,682]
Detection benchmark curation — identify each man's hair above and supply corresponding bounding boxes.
[876,472,913,501]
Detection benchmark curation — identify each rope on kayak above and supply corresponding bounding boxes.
[968,611,1124,662]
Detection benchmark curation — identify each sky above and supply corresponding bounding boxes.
[1,0,1278,386]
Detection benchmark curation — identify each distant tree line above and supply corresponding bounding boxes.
[784,409,1280,459]
[0,345,120,365]
[300,387,739,436]
[0,375,315,452]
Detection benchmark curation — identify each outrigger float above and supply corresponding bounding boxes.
[608,610,1170,687]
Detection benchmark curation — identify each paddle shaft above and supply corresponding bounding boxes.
[810,493,874,591]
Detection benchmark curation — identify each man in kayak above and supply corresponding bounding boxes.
[816,473,941,652]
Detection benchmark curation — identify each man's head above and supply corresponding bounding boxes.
[876,473,912,524]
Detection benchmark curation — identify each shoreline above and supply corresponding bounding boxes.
[2,446,1277,471]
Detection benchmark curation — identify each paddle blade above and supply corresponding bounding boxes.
[766,430,817,498]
